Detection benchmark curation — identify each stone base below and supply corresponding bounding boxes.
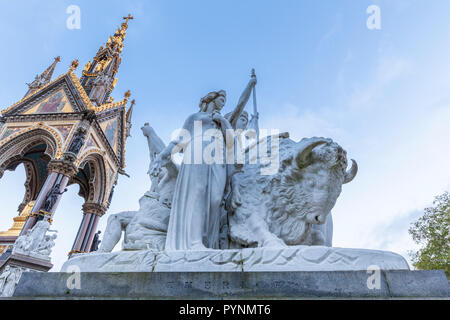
[0,253,53,297]
[61,246,410,273]
[12,270,450,299]
[0,253,52,273]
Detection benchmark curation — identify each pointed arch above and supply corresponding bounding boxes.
[0,128,62,212]
[0,126,62,169]
[70,150,108,206]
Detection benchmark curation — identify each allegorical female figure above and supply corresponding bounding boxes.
[151,77,256,251]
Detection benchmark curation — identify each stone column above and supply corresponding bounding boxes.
[69,203,106,256]
[21,172,58,234]
[82,214,100,252]
[21,159,77,235]
[45,174,70,219]
[70,213,91,255]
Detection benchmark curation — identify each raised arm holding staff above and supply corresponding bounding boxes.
[225,70,258,130]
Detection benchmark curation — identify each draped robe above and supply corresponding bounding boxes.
[165,112,228,250]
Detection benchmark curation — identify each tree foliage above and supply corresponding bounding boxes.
[409,192,449,277]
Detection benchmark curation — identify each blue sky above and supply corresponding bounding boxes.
[0,0,449,270]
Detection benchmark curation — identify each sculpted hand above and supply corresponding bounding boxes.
[224,183,242,213]
[212,112,224,122]
[212,112,232,131]
[230,175,242,210]
[212,112,225,126]
[231,187,242,210]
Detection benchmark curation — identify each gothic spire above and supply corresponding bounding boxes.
[80,15,134,106]
[25,56,61,97]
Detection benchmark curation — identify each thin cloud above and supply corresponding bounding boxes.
[349,56,411,110]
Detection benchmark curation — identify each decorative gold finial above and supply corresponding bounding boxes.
[130,99,136,107]
[70,59,79,72]
[55,56,61,63]
[84,61,91,72]
[124,90,131,101]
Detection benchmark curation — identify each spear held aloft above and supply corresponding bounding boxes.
[251,68,260,139]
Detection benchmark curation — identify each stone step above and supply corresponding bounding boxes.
[11,270,450,299]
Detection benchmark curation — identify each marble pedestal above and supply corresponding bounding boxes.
[11,270,450,299]
[61,246,410,273]
[0,253,52,273]
[10,247,449,299]
[0,253,53,297]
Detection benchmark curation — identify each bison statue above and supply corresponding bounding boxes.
[227,136,357,248]
[99,124,357,252]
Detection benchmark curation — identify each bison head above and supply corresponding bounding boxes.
[267,137,357,245]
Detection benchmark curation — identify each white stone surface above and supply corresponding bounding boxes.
[228,137,358,248]
[12,218,57,261]
[99,79,359,254]
[61,246,409,273]
[64,250,159,272]
[100,134,358,253]
[154,249,243,272]
[150,92,232,251]
[0,266,27,297]
[87,81,414,278]
[98,123,177,252]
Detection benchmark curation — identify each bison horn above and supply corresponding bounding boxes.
[296,139,328,168]
[343,159,358,184]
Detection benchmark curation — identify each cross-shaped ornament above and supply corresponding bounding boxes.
[123,14,134,24]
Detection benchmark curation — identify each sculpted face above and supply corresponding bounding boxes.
[236,114,248,130]
[214,96,226,110]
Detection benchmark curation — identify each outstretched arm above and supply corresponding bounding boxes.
[141,123,167,163]
[142,123,179,182]
[228,76,257,128]
[149,114,196,177]
[58,188,68,196]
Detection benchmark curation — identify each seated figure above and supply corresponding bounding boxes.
[98,123,178,252]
